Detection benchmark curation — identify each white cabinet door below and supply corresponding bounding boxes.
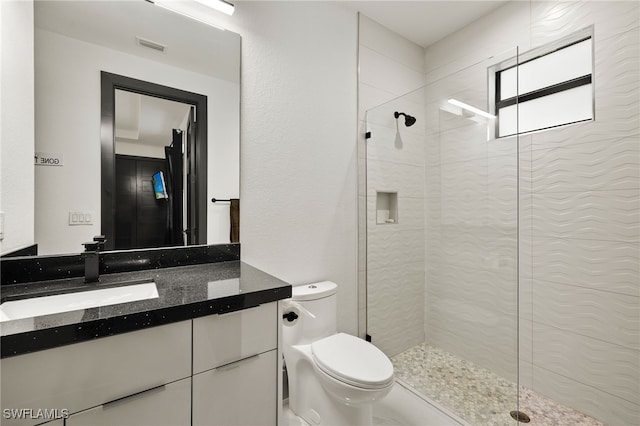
[65,377,191,426]
[193,349,277,426]
[1,321,191,426]
[193,303,277,374]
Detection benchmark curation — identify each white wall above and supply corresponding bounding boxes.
[357,14,427,352]
[221,2,360,334]
[0,0,35,255]
[115,141,165,159]
[34,29,240,254]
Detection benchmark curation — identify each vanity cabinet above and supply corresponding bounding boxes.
[1,321,191,426]
[65,378,191,426]
[193,350,277,426]
[192,302,278,425]
[2,301,281,426]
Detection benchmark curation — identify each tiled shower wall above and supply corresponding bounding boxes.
[357,15,427,355]
[422,60,521,383]
[421,1,639,424]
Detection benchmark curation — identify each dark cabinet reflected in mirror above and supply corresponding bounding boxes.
[28,0,240,256]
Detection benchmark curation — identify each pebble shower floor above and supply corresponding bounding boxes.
[391,343,604,426]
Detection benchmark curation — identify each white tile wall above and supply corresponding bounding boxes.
[367,261,425,356]
[532,237,640,297]
[357,13,427,344]
[422,1,640,424]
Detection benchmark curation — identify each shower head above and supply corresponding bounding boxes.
[394,111,416,127]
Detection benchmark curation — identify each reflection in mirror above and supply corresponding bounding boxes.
[114,90,193,250]
[31,0,240,256]
[101,72,210,251]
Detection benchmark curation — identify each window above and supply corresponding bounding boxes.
[492,27,594,138]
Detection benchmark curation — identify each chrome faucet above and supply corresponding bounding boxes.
[82,235,106,283]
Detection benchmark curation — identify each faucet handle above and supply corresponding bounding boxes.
[82,241,100,252]
[93,235,107,250]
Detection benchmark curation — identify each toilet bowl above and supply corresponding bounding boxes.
[282,281,394,426]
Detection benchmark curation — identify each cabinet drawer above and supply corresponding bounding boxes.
[1,320,191,426]
[193,302,277,374]
[192,349,277,426]
[66,377,191,426]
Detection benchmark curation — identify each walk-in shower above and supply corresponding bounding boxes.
[361,11,639,423]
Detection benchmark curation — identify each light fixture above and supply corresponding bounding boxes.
[194,0,234,16]
[152,0,234,30]
[447,99,495,119]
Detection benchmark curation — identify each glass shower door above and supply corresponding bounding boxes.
[364,50,521,425]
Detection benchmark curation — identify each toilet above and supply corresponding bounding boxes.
[282,281,394,426]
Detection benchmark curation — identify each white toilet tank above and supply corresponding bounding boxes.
[283,281,337,345]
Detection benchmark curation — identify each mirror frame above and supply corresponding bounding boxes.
[100,72,208,251]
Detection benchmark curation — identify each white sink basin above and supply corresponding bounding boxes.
[0,282,159,322]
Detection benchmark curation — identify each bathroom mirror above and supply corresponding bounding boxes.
[31,0,240,255]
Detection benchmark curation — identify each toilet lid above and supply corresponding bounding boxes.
[311,333,394,389]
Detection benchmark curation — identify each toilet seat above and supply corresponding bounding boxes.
[311,333,394,390]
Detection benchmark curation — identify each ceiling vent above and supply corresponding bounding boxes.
[136,37,166,53]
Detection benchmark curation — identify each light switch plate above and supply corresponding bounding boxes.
[69,211,93,226]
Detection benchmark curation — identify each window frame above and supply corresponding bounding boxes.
[489,26,595,138]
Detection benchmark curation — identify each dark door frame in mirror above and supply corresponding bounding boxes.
[100,71,208,251]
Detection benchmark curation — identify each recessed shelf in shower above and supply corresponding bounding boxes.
[376,192,398,225]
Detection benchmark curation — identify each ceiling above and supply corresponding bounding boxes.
[34,0,240,82]
[344,1,508,47]
[115,91,191,149]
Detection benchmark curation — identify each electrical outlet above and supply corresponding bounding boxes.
[69,211,93,226]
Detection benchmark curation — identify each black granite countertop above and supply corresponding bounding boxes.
[0,261,291,358]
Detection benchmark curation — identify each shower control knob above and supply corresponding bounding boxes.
[283,311,299,322]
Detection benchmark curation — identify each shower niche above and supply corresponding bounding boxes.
[375,192,397,225]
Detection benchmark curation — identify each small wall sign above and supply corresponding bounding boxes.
[35,152,64,166]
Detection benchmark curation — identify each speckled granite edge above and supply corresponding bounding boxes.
[1,243,240,285]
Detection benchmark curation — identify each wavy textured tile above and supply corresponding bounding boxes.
[366,159,425,198]
[533,237,640,296]
[426,265,518,317]
[532,364,640,426]
[367,227,425,271]
[365,121,426,167]
[367,262,425,357]
[533,322,640,404]
[437,224,517,272]
[439,121,493,164]
[531,0,639,46]
[531,190,640,242]
[532,280,640,350]
[531,137,640,192]
[359,46,426,112]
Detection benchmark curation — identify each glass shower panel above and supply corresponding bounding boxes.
[365,50,520,425]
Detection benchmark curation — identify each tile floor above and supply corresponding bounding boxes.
[283,381,462,426]
[392,343,604,426]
